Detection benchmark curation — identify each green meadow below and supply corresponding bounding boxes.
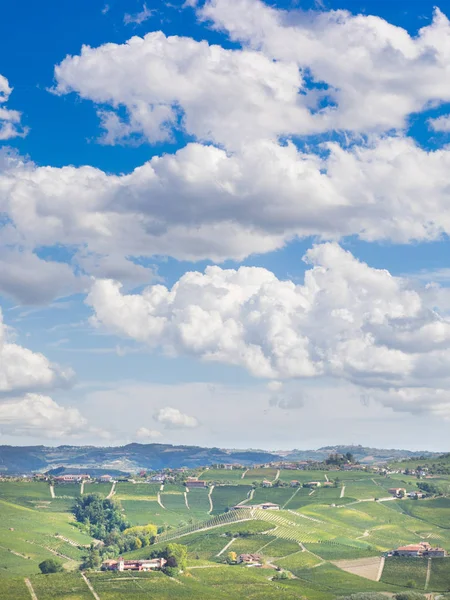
[0,469,449,598]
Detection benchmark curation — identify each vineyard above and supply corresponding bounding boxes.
[0,469,450,599]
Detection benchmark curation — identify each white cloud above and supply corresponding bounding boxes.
[87,242,450,416]
[199,0,450,134]
[124,3,155,25]
[52,5,450,146]
[267,380,283,392]
[429,114,450,132]
[0,393,87,438]
[136,426,163,439]
[154,406,199,429]
[0,74,27,140]
[368,388,450,419]
[3,135,450,271]
[0,308,73,393]
[53,32,311,148]
[0,249,85,305]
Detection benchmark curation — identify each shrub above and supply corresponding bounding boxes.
[38,558,64,574]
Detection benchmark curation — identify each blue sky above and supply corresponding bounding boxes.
[1,0,450,450]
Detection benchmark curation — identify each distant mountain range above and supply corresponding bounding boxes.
[0,443,443,474]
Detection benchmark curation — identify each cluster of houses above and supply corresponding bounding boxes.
[102,557,167,571]
[387,487,425,499]
[390,542,447,557]
[52,473,115,483]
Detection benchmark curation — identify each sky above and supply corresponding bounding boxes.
[1,0,450,451]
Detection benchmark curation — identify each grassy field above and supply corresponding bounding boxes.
[200,468,247,483]
[428,557,450,591]
[1,474,450,598]
[211,485,252,513]
[244,468,279,481]
[381,557,428,589]
[0,483,93,578]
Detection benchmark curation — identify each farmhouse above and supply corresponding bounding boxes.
[237,553,262,564]
[305,481,321,488]
[223,464,234,470]
[392,542,447,557]
[99,474,113,482]
[290,480,300,487]
[54,474,91,482]
[150,474,166,483]
[102,557,167,571]
[388,487,406,497]
[186,477,207,488]
[262,480,272,487]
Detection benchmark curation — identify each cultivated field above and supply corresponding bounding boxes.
[1,468,450,598]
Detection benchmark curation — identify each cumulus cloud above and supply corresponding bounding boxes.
[368,388,450,419]
[429,114,450,132]
[87,243,450,408]
[0,393,87,437]
[0,308,73,393]
[2,2,450,303]
[199,0,450,135]
[53,5,450,146]
[53,32,312,148]
[154,407,199,429]
[0,74,27,140]
[3,136,450,271]
[136,426,163,439]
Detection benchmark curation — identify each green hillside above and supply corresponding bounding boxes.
[0,468,449,599]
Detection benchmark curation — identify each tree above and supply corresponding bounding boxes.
[163,543,188,574]
[227,551,237,564]
[82,548,102,570]
[73,493,128,540]
[123,524,157,538]
[38,558,64,574]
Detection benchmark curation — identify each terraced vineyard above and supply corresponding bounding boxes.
[0,469,449,598]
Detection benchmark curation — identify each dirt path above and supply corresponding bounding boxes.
[241,469,249,479]
[325,474,329,482]
[283,487,301,509]
[0,544,28,559]
[80,481,85,495]
[308,489,316,496]
[208,485,214,514]
[25,578,38,600]
[287,510,323,524]
[184,491,190,509]
[157,492,165,509]
[216,537,235,557]
[377,556,385,581]
[340,485,345,498]
[160,484,164,492]
[274,470,280,482]
[106,481,116,499]
[425,558,432,590]
[237,488,254,506]
[82,572,101,600]
[55,535,85,548]
[49,485,55,499]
